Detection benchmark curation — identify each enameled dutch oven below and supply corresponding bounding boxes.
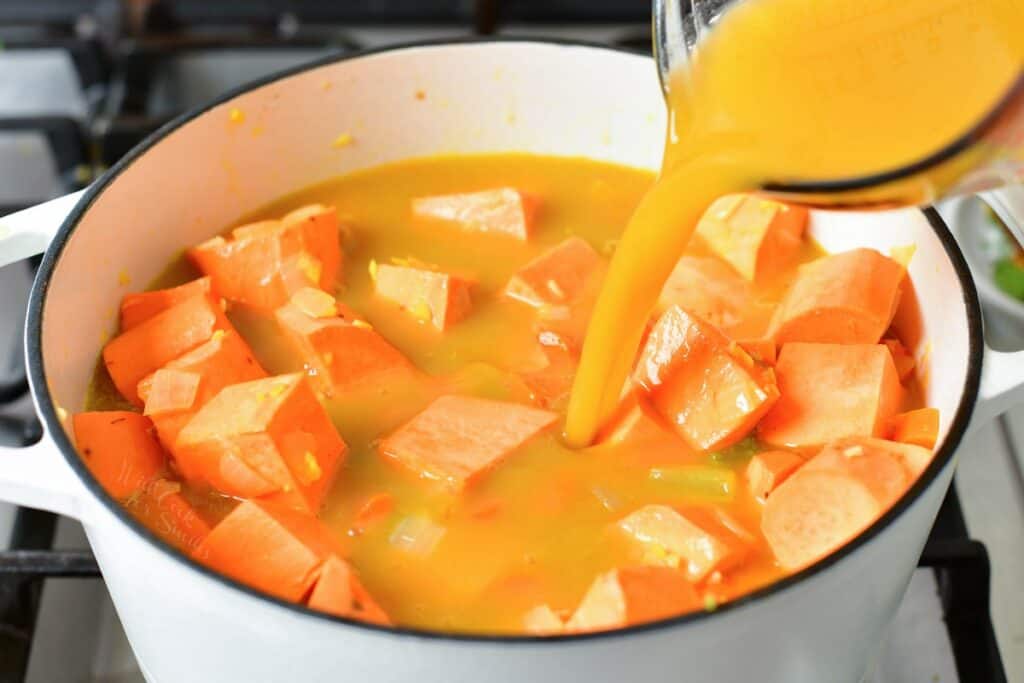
[1,41,1023,683]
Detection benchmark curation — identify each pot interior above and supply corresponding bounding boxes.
[37,41,971,498]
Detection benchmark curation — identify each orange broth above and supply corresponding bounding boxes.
[85,154,925,633]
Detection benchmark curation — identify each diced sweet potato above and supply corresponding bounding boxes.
[768,249,905,345]
[412,188,537,241]
[139,329,267,450]
[617,504,746,582]
[282,204,343,294]
[523,604,566,635]
[883,339,917,383]
[73,412,165,499]
[762,436,933,569]
[504,237,605,309]
[193,499,345,602]
[634,306,779,451]
[565,566,700,633]
[175,373,346,513]
[104,293,229,406]
[761,470,880,570]
[120,277,216,331]
[275,294,415,396]
[595,390,679,447]
[745,450,804,500]
[695,195,807,281]
[885,408,939,449]
[378,395,558,491]
[374,263,474,330]
[306,556,391,625]
[802,439,912,507]
[188,205,341,311]
[656,256,750,329]
[129,478,211,552]
[737,338,777,366]
[519,343,577,410]
[758,343,902,450]
[819,436,934,481]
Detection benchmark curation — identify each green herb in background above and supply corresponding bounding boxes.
[994,258,1024,301]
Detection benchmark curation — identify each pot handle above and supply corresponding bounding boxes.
[0,433,91,522]
[0,190,85,270]
[972,186,1024,429]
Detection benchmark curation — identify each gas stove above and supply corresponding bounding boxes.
[0,2,1020,682]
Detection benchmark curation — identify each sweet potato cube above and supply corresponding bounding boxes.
[412,187,537,241]
[307,555,391,625]
[803,438,912,507]
[883,339,917,383]
[103,293,228,406]
[129,478,211,552]
[885,408,939,449]
[139,329,267,450]
[120,277,216,331]
[519,343,578,410]
[374,263,474,330]
[737,338,777,366]
[758,343,902,450]
[617,504,746,582]
[379,395,558,490]
[634,306,779,451]
[745,450,804,500]
[656,256,750,329]
[194,499,344,602]
[188,204,341,311]
[73,412,165,499]
[761,469,881,571]
[175,373,346,513]
[596,390,678,447]
[275,294,415,396]
[566,567,700,633]
[282,204,343,294]
[761,436,932,569]
[523,604,566,635]
[696,195,807,281]
[504,237,604,309]
[818,436,934,482]
[768,248,905,345]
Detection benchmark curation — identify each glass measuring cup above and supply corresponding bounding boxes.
[653,0,1024,241]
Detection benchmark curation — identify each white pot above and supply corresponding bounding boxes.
[0,41,1022,683]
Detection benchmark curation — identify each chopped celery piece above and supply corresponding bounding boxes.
[648,466,736,501]
[709,437,760,465]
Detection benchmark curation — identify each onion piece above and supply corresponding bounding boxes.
[389,515,446,556]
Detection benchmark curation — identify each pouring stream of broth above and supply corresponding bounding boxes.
[565,0,1024,446]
